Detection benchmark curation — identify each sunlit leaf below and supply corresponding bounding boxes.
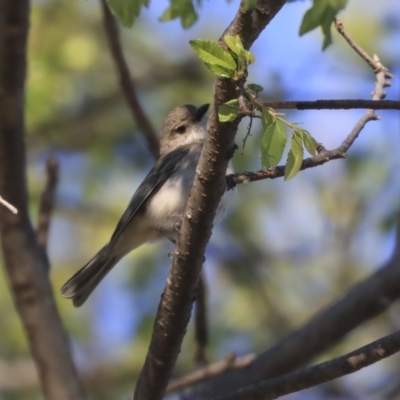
[302,130,319,156]
[261,107,273,127]
[224,35,240,55]
[285,130,304,181]
[261,118,287,168]
[218,99,240,122]
[190,39,236,76]
[224,35,255,65]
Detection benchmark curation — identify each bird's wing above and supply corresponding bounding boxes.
[108,146,191,247]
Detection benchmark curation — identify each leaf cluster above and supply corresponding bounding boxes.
[189,34,320,181]
[261,109,318,181]
[299,0,347,49]
[189,35,255,80]
[106,0,201,28]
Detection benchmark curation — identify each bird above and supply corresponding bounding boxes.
[61,103,234,307]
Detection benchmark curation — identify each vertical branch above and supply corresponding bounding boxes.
[36,158,59,254]
[0,1,85,399]
[194,270,208,365]
[101,0,160,159]
[133,2,287,400]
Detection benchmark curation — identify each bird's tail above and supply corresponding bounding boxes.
[61,245,121,307]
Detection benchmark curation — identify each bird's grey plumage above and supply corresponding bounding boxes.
[61,103,233,307]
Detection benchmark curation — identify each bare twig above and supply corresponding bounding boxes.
[335,18,393,79]
[167,353,256,394]
[36,158,59,252]
[100,0,160,159]
[0,196,18,214]
[260,99,399,110]
[241,116,253,151]
[214,329,400,400]
[230,53,391,187]
[194,270,208,365]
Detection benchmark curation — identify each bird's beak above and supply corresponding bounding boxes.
[195,103,210,121]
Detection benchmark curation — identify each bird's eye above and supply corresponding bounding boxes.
[175,125,186,134]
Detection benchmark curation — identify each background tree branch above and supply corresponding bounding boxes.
[101,0,159,159]
[260,99,400,110]
[215,329,400,400]
[187,211,400,398]
[36,158,58,256]
[0,1,85,399]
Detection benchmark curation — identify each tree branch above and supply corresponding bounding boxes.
[167,353,256,393]
[0,195,18,214]
[36,158,58,254]
[230,52,391,187]
[334,18,393,76]
[194,270,208,365]
[188,211,400,399]
[100,0,160,159]
[132,2,288,400]
[260,99,399,110]
[214,329,400,400]
[186,23,397,398]
[0,1,85,399]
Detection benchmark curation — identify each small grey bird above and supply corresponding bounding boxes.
[61,103,234,307]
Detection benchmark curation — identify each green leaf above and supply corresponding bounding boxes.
[242,0,257,10]
[159,0,198,29]
[261,118,287,168]
[261,108,273,127]
[218,99,240,122]
[285,130,304,181]
[302,130,319,156]
[190,39,236,76]
[224,35,240,55]
[299,0,347,49]
[299,0,327,35]
[204,64,235,78]
[224,35,255,65]
[106,0,145,27]
[247,83,264,94]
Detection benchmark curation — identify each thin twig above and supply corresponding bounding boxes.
[213,329,400,400]
[334,18,393,79]
[167,353,256,394]
[100,0,159,159]
[230,53,391,187]
[0,196,18,214]
[36,158,59,252]
[241,116,253,151]
[260,99,399,110]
